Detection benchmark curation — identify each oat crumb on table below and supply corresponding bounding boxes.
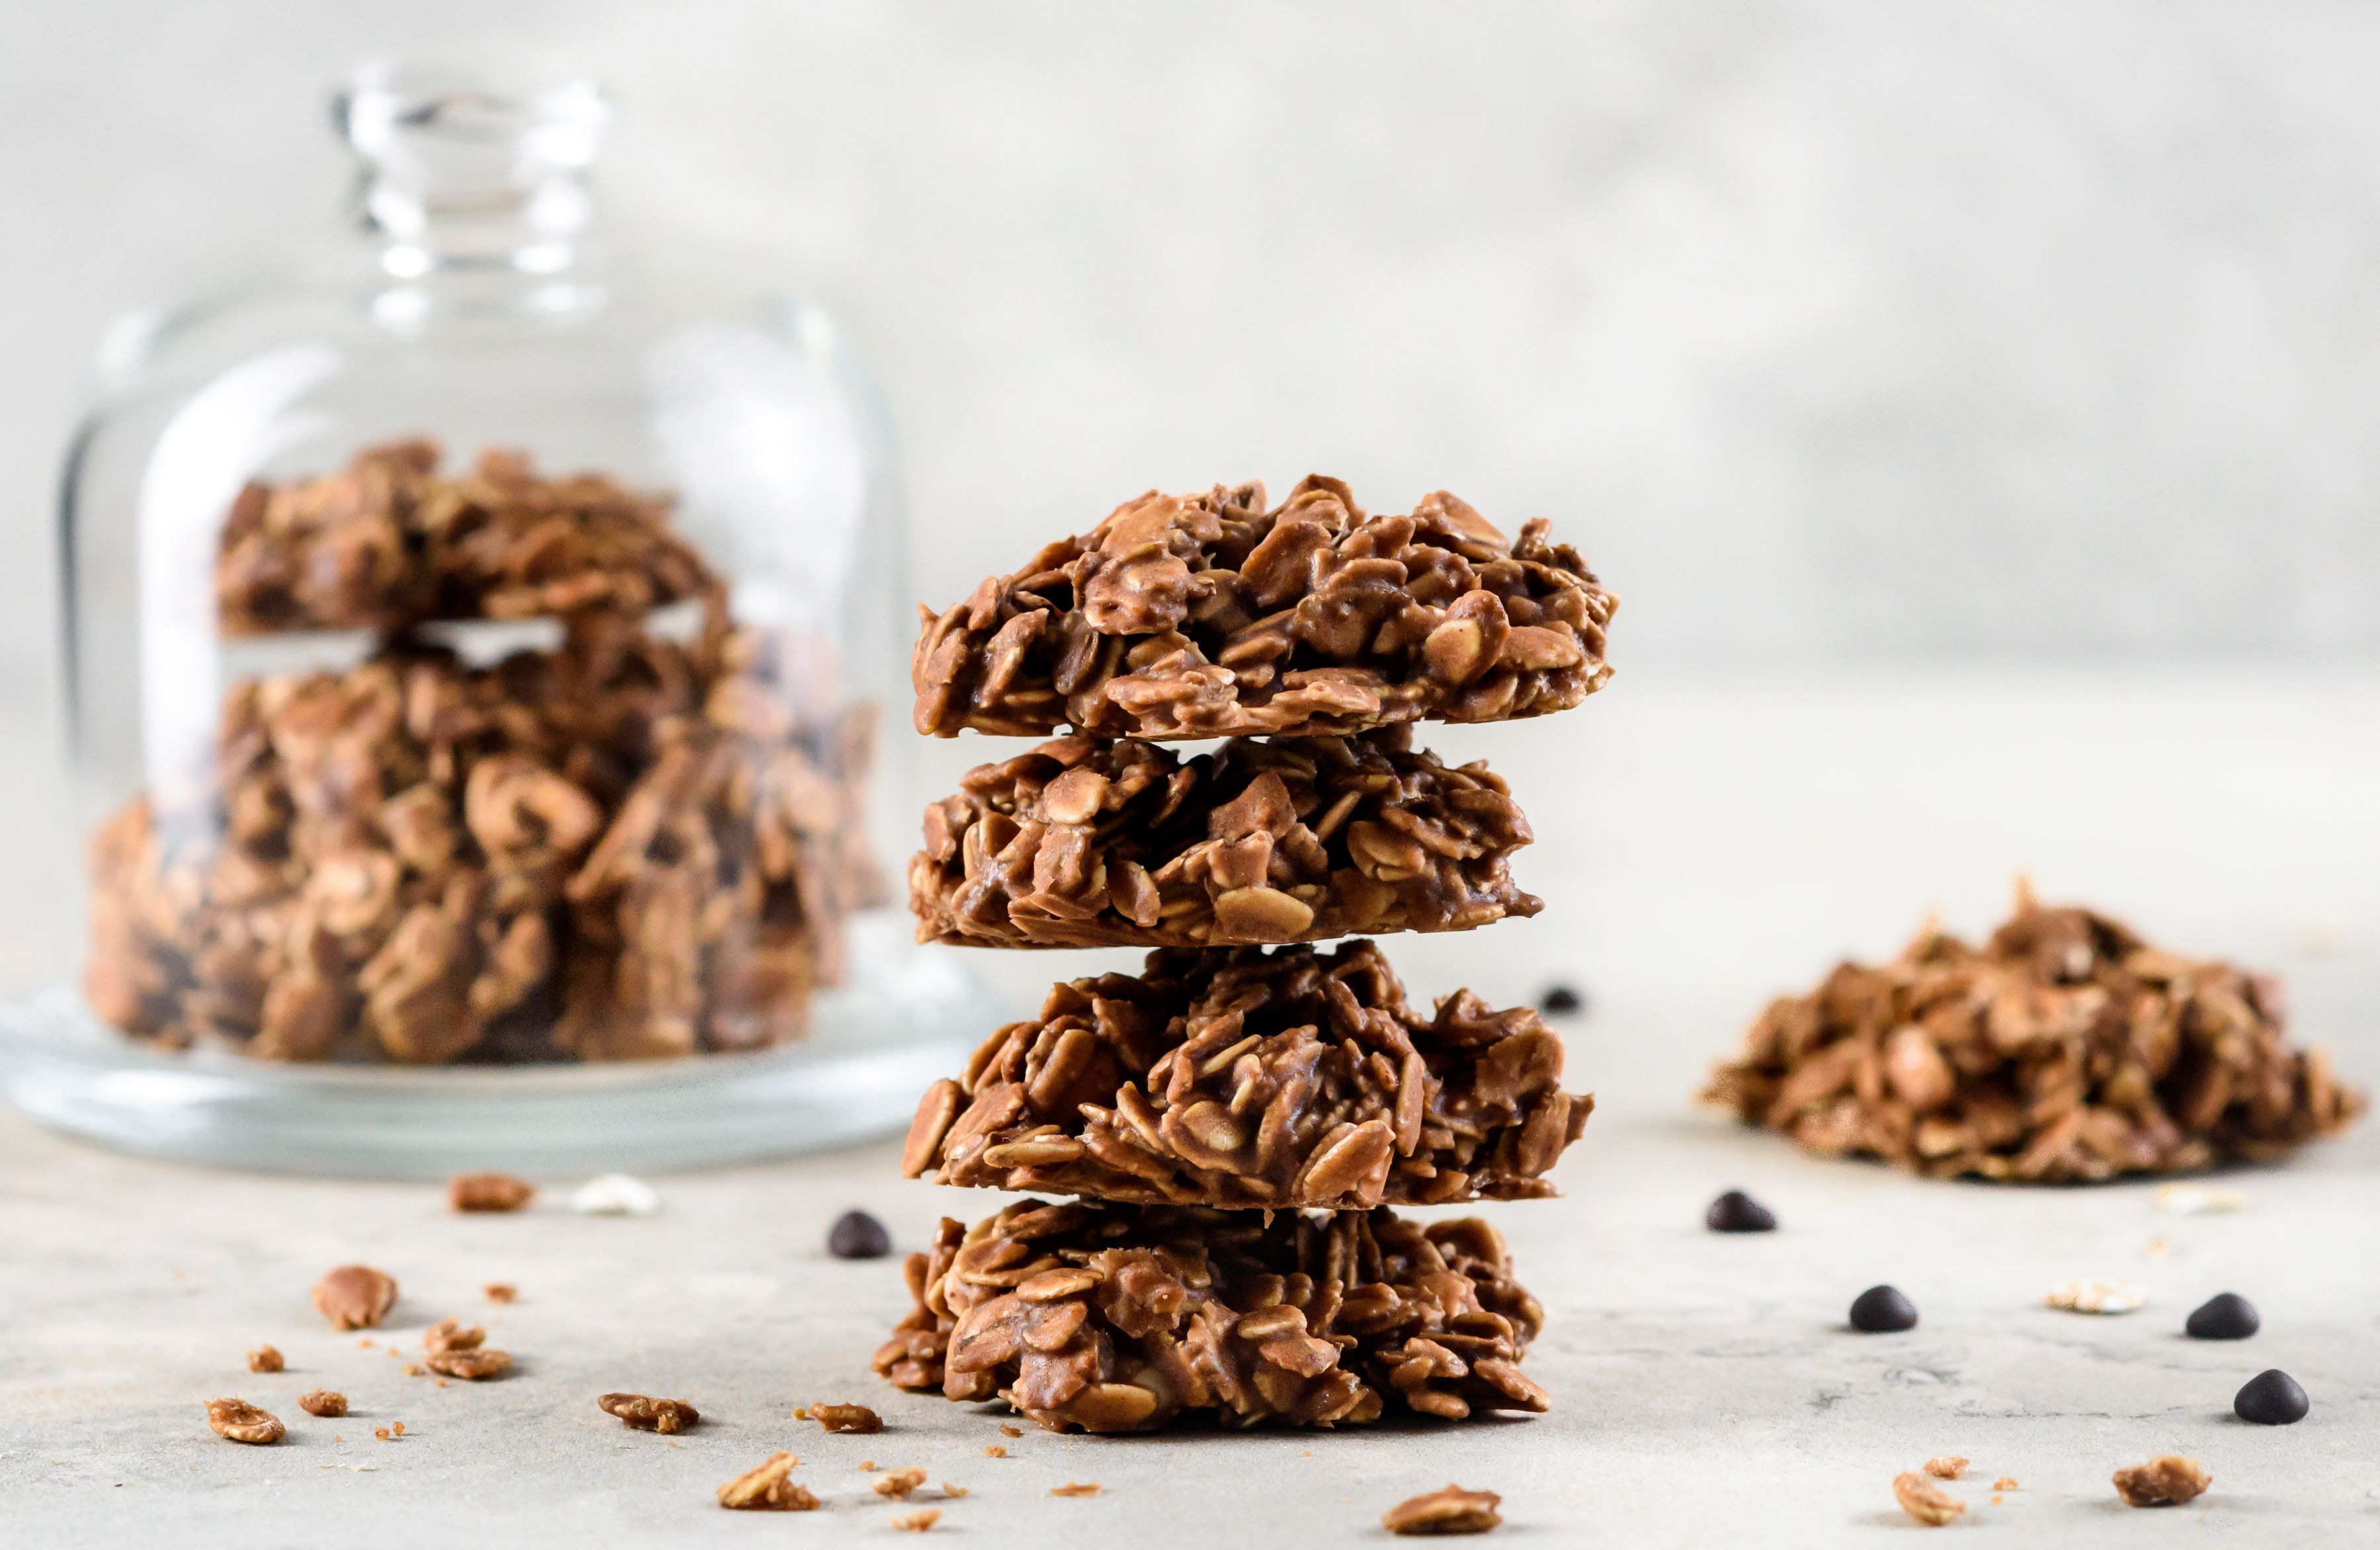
[983,1445,1007,1458]
[448,1172,536,1213]
[1922,1455,1967,1480]
[999,1424,1021,1438]
[425,1348,512,1379]
[813,1402,882,1434]
[2114,1455,2211,1507]
[941,1483,968,1498]
[204,1399,284,1445]
[1051,1482,1101,1498]
[1382,1485,1503,1535]
[298,1390,348,1418]
[2045,1278,2146,1315]
[245,1344,283,1373]
[598,1393,699,1433]
[1892,1471,1964,1526]
[485,1283,518,1303]
[717,1453,816,1512]
[1993,1476,2018,1490]
[891,1508,941,1533]
[873,1467,928,1498]
[311,1265,399,1330]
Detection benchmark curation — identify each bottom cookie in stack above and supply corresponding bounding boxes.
[873,1199,1547,1432]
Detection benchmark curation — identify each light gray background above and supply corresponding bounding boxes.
[9,0,2380,983]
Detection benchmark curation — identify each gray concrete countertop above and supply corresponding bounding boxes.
[3,667,2376,1545]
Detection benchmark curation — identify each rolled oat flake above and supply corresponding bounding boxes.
[2233,1369,2308,1426]
[1704,1190,1777,1233]
[828,1209,891,1260]
[2185,1292,2260,1341]
[1848,1285,1919,1332]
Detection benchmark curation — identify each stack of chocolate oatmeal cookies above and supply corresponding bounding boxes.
[874,475,1616,1432]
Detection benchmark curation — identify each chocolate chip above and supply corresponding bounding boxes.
[2233,1368,2307,1425]
[1705,1190,1776,1233]
[2186,1292,2260,1341]
[1538,984,1585,1016]
[828,1210,891,1260]
[1848,1285,1918,1332]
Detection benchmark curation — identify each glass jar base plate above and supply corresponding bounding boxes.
[0,920,982,1180]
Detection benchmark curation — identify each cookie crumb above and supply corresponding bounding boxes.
[891,1509,941,1533]
[598,1393,699,1433]
[204,1399,284,1445]
[2114,1455,2211,1508]
[1051,1482,1102,1498]
[1893,1471,1965,1526]
[424,1318,485,1353]
[860,1460,876,1472]
[448,1172,536,1212]
[717,1452,816,1511]
[246,1345,284,1373]
[984,1446,1007,1458]
[2046,1278,2147,1315]
[1993,1477,2018,1490]
[999,1424,1022,1438]
[485,1283,518,1303]
[873,1467,929,1499]
[373,1427,393,1442]
[298,1390,348,1418]
[312,1265,399,1330]
[1923,1456,1968,1480]
[942,1483,968,1498]
[1383,1485,1502,1535]
[813,1402,882,1434]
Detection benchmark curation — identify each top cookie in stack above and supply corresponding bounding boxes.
[911,476,1615,741]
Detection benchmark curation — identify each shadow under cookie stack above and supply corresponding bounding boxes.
[873,475,1616,1432]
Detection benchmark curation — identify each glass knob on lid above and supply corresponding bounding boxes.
[335,57,607,274]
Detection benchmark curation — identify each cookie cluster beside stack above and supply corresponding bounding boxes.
[873,476,1615,1432]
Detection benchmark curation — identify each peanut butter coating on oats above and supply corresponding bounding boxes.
[1707,885,2364,1181]
[911,477,1615,741]
[875,1200,1548,1432]
[903,940,1588,1210]
[912,729,1538,950]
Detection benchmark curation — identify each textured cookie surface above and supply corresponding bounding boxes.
[911,477,1615,740]
[901,940,1589,1208]
[874,1200,1548,1431]
[911,729,1537,949]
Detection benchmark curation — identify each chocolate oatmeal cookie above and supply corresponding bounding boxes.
[910,728,1536,949]
[901,940,1589,1208]
[874,1200,1548,1430]
[912,477,1614,740]
[1706,886,2364,1181]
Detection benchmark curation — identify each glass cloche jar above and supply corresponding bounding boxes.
[1,59,975,1174]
